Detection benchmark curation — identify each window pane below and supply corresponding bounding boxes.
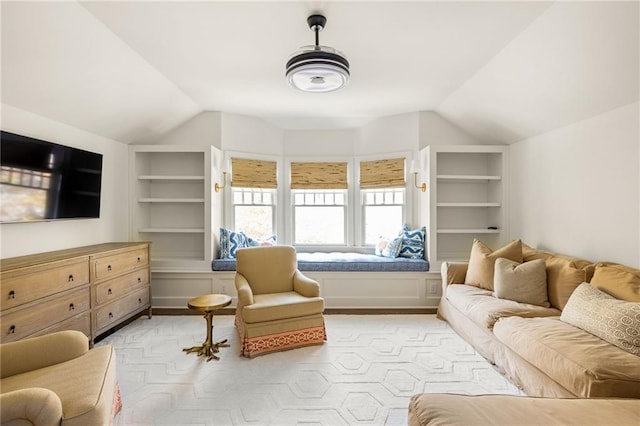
[235,205,273,239]
[365,205,403,244]
[295,206,344,244]
[305,193,314,204]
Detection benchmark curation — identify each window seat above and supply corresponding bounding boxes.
[212,252,429,272]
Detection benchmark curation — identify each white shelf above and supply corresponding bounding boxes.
[138,175,205,182]
[437,202,501,208]
[138,198,205,203]
[437,174,501,182]
[437,228,501,234]
[139,228,205,233]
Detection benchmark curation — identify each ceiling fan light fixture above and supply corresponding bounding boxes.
[286,14,350,93]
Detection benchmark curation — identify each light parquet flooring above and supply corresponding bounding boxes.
[97,314,522,425]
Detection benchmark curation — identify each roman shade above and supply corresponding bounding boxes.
[290,162,348,189]
[231,158,277,189]
[359,157,405,188]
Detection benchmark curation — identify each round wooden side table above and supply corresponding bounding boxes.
[183,294,232,362]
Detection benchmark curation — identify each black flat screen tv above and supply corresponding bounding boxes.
[1,130,103,223]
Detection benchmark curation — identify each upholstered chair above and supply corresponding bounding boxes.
[234,245,326,357]
[0,330,121,425]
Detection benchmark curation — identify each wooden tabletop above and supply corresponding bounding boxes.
[187,294,232,311]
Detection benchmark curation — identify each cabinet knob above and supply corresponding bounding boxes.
[107,265,112,271]
[138,298,142,304]
[8,290,15,299]
[137,257,141,263]
[108,288,113,295]
[8,325,16,334]
[69,303,75,311]
[108,312,113,319]
[68,274,74,282]
[137,277,142,283]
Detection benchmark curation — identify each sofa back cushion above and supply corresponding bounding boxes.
[494,258,550,307]
[561,283,640,356]
[465,239,523,291]
[590,262,640,302]
[522,244,594,310]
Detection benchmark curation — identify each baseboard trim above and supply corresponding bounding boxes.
[152,307,437,315]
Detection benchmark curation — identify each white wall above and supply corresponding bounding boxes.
[510,102,639,267]
[356,112,420,155]
[419,111,480,148]
[284,129,355,156]
[221,113,283,155]
[153,111,221,148]
[0,104,129,258]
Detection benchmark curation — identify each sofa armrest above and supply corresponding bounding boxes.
[293,270,320,297]
[0,388,63,426]
[235,272,254,306]
[1,330,89,379]
[441,261,469,288]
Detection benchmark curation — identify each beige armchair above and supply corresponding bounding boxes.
[235,246,326,357]
[0,330,121,426]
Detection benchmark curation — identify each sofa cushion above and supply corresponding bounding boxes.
[1,345,117,425]
[408,393,640,426]
[242,291,325,323]
[590,262,640,302]
[494,258,550,307]
[398,225,426,259]
[561,283,640,356]
[465,239,523,290]
[493,316,640,398]
[445,284,560,330]
[522,244,594,310]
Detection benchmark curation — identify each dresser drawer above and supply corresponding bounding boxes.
[94,286,150,332]
[1,258,90,311]
[95,269,150,305]
[93,247,149,281]
[0,287,90,343]
[28,311,91,340]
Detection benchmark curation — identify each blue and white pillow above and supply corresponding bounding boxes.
[245,234,277,247]
[398,225,426,259]
[220,228,247,259]
[375,236,403,258]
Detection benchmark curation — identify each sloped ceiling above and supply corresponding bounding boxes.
[1,1,638,144]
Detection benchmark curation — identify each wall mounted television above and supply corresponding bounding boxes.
[0,130,103,223]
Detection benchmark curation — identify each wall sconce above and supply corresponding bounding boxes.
[215,160,230,193]
[409,160,426,192]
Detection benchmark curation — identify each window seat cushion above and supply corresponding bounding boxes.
[212,252,429,272]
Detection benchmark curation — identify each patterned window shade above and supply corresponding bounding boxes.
[231,158,277,189]
[360,157,406,188]
[290,162,348,189]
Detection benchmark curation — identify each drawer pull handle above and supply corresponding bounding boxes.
[137,257,141,263]
[69,303,75,311]
[108,288,113,295]
[9,325,16,334]
[8,290,15,299]
[107,265,112,271]
[68,274,74,282]
[138,298,142,304]
[109,312,113,319]
[137,277,142,283]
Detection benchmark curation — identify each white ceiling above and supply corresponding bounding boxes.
[1,1,638,144]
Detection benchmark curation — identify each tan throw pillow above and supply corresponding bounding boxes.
[465,239,523,290]
[561,283,640,356]
[522,243,594,310]
[590,262,640,302]
[494,258,550,307]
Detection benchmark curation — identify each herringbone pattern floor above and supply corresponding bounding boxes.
[98,314,522,425]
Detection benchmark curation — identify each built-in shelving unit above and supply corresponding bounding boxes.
[421,145,508,269]
[129,145,215,270]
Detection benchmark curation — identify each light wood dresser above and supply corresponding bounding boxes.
[0,242,151,345]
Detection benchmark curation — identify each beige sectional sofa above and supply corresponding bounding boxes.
[437,240,640,399]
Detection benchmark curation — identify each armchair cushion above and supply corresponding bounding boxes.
[236,246,297,294]
[242,292,325,323]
